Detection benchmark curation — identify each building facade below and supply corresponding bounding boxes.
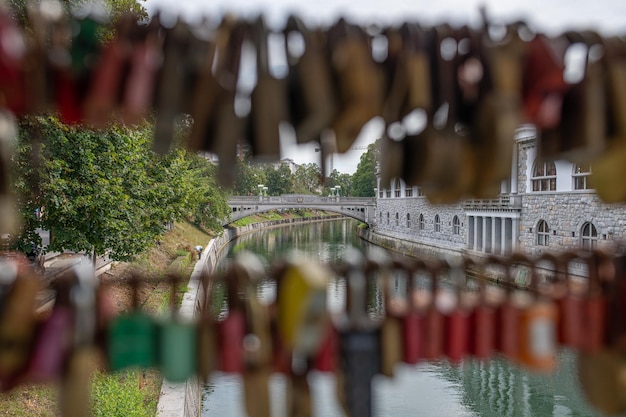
[374,126,626,257]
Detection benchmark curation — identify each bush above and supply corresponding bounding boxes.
[91,370,157,417]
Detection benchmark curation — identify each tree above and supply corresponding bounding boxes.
[264,164,293,196]
[8,0,148,31]
[326,169,352,197]
[234,159,266,196]
[351,141,379,197]
[12,116,229,262]
[293,163,322,194]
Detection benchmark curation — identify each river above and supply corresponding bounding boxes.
[201,219,603,417]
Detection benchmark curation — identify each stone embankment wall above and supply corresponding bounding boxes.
[373,196,467,257]
[155,214,344,417]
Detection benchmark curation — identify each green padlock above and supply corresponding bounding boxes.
[107,274,158,371]
[158,275,197,382]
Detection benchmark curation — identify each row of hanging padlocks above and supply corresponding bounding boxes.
[3,247,626,416]
[2,4,626,200]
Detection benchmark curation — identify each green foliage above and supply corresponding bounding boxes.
[91,370,156,417]
[233,160,266,196]
[12,116,230,261]
[264,164,293,196]
[293,163,322,194]
[351,141,379,197]
[326,169,352,196]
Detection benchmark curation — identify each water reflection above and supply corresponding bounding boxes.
[203,219,602,417]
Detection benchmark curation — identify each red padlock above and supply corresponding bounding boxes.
[581,250,610,353]
[422,261,446,361]
[495,256,521,362]
[217,269,245,374]
[23,276,74,384]
[444,259,471,365]
[548,252,584,349]
[313,324,338,372]
[515,253,558,372]
[468,257,497,361]
[401,259,427,365]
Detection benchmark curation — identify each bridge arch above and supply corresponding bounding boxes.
[225,195,376,227]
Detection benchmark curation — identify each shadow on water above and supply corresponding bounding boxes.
[202,219,603,417]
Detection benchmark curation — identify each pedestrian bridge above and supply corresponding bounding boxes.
[226,194,376,226]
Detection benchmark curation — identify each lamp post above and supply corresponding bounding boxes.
[258,184,264,201]
[334,185,341,201]
[374,188,377,199]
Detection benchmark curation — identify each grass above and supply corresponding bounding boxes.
[229,209,337,227]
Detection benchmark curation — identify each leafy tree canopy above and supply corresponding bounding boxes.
[351,141,379,197]
[12,116,229,261]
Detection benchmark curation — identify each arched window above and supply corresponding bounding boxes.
[386,212,390,225]
[394,180,402,197]
[434,214,441,232]
[395,212,399,226]
[573,163,593,190]
[581,222,598,249]
[532,159,557,191]
[419,214,425,230]
[407,213,411,228]
[453,216,461,235]
[537,220,550,246]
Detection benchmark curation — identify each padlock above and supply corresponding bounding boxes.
[60,262,102,417]
[313,324,338,372]
[248,16,287,162]
[368,249,404,377]
[400,259,427,365]
[197,270,218,383]
[187,16,231,153]
[153,20,191,155]
[421,24,476,203]
[577,252,626,415]
[158,275,197,382]
[581,250,610,353]
[276,254,329,357]
[229,252,273,417]
[121,18,162,126]
[283,16,337,144]
[0,256,40,390]
[467,257,497,361]
[276,252,331,417]
[335,248,380,417]
[546,252,584,348]
[495,257,521,361]
[217,266,245,374]
[23,272,74,383]
[422,260,446,361]
[590,36,626,203]
[107,273,158,371]
[83,14,134,129]
[443,259,471,365]
[514,253,558,372]
[328,20,384,153]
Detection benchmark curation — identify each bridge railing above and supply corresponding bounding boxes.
[228,195,376,205]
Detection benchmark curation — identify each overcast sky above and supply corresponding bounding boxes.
[144,0,626,173]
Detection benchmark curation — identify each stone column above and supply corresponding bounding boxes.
[468,216,475,250]
[501,218,506,256]
[482,216,488,253]
[494,217,502,255]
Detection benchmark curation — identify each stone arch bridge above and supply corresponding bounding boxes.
[226,194,376,226]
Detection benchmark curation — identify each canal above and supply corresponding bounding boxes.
[202,219,602,417]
